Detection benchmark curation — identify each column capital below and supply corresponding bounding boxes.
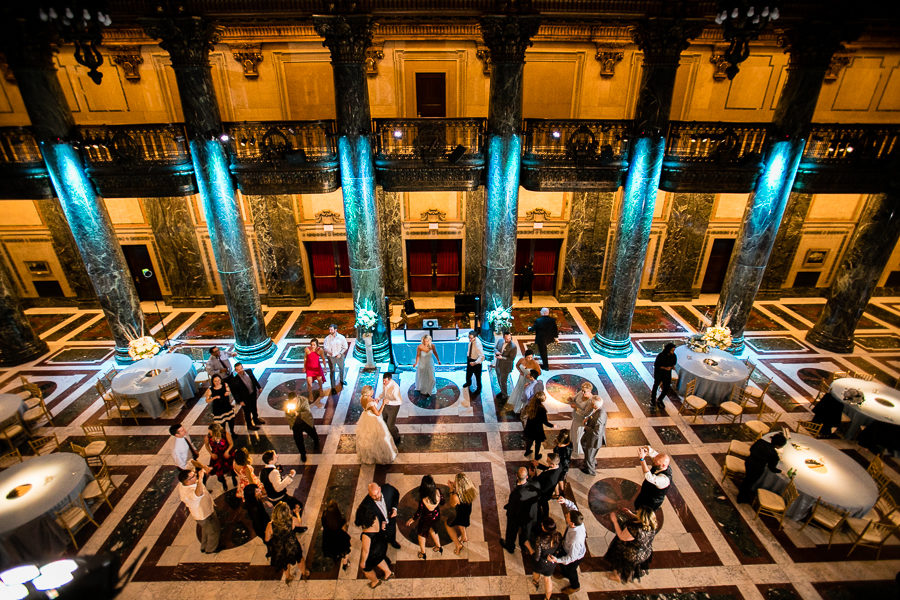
[777,22,859,71]
[479,14,541,64]
[0,22,56,71]
[312,14,376,64]
[630,18,704,65]
[142,14,221,68]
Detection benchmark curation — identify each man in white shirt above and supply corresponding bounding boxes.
[323,324,349,391]
[377,372,403,445]
[206,346,235,379]
[550,497,587,593]
[463,330,484,395]
[633,446,672,512]
[177,468,219,553]
[168,423,209,473]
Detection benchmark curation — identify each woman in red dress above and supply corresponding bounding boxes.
[304,338,327,406]
[204,423,236,490]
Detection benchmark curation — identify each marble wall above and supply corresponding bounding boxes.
[558,191,613,301]
[464,188,485,295]
[246,194,310,305]
[375,187,405,299]
[758,192,813,297]
[652,193,716,300]
[33,198,94,303]
[144,196,212,305]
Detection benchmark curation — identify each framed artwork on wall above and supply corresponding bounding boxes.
[802,249,828,268]
[24,261,51,276]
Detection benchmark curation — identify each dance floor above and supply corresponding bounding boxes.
[4,296,900,599]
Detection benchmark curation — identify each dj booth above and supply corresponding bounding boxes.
[391,320,472,365]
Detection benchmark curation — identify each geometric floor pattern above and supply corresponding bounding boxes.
[3,296,900,599]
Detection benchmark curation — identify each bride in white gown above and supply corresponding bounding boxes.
[356,385,398,465]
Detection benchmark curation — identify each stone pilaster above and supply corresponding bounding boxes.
[758,192,813,298]
[652,193,716,301]
[375,187,404,300]
[313,14,390,362]
[464,187,485,295]
[558,191,613,302]
[144,13,274,362]
[807,192,900,352]
[245,194,310,306]
[0,260,48,365]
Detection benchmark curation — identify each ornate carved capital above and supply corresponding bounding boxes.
[365,42,384,77]
[312,15,376,64]
[824,53,853,83]
[420,208,447,222]
[778,24,860,71]
[0,54,16,84]
[710,45,729,81]
[110,47,144,82]
[475,43,492,76]
[142,15,222,68]
[230,44,263,78]
[594,44,624,78]
[631,18,703,65]
[479,14,541,64]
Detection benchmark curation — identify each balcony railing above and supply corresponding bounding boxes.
[524,119,630,162]
[374,118,485,162]
[665,121,769,163]
[804,124,899,163]
[0,128,43,164]
[78,124,191,164]
[225,121,337,163]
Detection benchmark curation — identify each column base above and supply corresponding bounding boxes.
[591,333,632,358]
[235,337,277,363]
[0,339,49,367]
[805,327,854,354]
[726,336,745,354]
[354,336,391,363]
[114,346,137,365]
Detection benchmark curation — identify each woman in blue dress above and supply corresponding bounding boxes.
[413,334,441,397]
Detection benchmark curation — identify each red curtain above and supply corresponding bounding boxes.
[435,240,460,291]
[407,242,432,292]
[531,239,560,291]
[307,242,337,294]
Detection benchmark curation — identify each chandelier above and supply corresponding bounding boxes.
[714,2,780,80]
[38,3,112,84]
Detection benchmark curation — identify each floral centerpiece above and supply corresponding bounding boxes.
[485,305,513,334]
[687,325,732,353]
[128,335,161,361]
[842,388,864,406]
[355,305,379,334]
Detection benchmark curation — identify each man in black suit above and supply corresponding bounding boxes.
[355,481,401,548]
[500,466,540,555]
[533,453,564,520]
[229,363,264,430]
[737,433,787,504]
[529,307,558,371]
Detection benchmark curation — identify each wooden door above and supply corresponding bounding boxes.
[306,241,352,296]
[406,239,461,293]
[415,73,447,117]
[515,238,562,293]
[122,244,162,301]
[701,238,736,294]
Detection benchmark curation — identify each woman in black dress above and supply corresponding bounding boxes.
[523,391,553,459]
[405,475,443,559]
[321,499,352,571]
[445,472,476,555]
[531,517,562,600]
[204,374,236,436]
[265,502,307,583]
[552,430,573,496]
[605,507,659,583]
[357,504,393,588]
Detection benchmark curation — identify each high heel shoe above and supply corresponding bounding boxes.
[433,546,443,555]
[417,551,426,560]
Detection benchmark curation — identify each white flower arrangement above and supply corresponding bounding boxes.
[686,325,732,353]
[355,306,379,333]
[128,335,161,361]
[485,305,513,333]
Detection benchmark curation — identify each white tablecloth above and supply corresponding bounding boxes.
[757,432,879,521]
[0,394,25,429]
[674,346,749,405]
[111,352,197,418]
[829,377,900,438]
[0,453,93,563]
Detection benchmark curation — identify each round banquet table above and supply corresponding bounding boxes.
[0,453,93,563]
[111,352,197,418]
[829,377,900,439]
[673,346,749,405]
[756,432,879,521]
[0,393,25,429]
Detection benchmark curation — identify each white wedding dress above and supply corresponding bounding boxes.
[356,405,398,465]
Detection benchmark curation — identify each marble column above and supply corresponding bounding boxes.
[144,14,274,362]
[757,192,813,298]
[464,188,485,295]
[375,187,405,300]
[245,194,311,306]
[559,191,614,302]
[2,35,144,362]
[592,19,701,357]
[0,261,48,365]
[143,196,213,306]
[33,198,93,304]
[652,193,716,300]
[807,192,900,352]
[714,25,854,351]
[478,13,541,351]
[313,15,390,362]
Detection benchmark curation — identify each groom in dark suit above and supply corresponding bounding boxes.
[355,481,401,548]
[529,308,559,371]
[229,363,264,430]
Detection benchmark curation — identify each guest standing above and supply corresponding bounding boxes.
[206,346,235,379]
[530,517,562,600]
[445,472,477,555]
[177,467,219,554]
[651,343,677,409]
[579,396,608,476]
[519,260,535,302]
[357,386,398,464]
[500,466,539,555]
[509,350,541,414]
[737,433,787,504]
[414,334,441,397]
[633,446,672,513]
[529,308,558,371]
[376,373,403,446]
[265,502,308,583]
[523,391,553,459]
[260,450,303,512]
[204,374,237,436]
[550,497,587,594]
[355,481,401,549]
[357,504,394,589]
[323,324,349,392]
[523,370,545,415]
[605,508,659,583]
[287,392,319,461]
[169,423,208,473]
[203,423,236,491]
[493,330,518,402]
[533,453,563,520]
[233,448,268,539]
[321,499,352,571]
[304,338,327,406]
[405,475,444,559]
[569,381,595,458]
[230,362,264,430]
[550,430,573,494]
[463,330,484,395]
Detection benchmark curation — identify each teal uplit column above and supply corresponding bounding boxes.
[144,14,274,362]
[2,34,144,363]
[313,15,390,362]
[592,19,701,357]
[478,13,541,353]
[714,25,856,351]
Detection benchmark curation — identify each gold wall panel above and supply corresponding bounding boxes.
[523,50,584,119]
[298,189,343,222]
[4,239,72,297]
[877,65,900,111]
[103,198,146,225]
[517,188,567,220]
[394,48,467,118]
[711,193,749,221]
[1,201,43,226]
[806,194,864,222]
[831,57,886,112]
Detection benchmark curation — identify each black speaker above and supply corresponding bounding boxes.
[447,144,466,164]
[454,293,477,314]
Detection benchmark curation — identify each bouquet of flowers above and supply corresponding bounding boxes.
[355,306,379,333]
[842,388,864,406]
[128,336,161,361]
[702,325,732,350]
[485,305,513,334]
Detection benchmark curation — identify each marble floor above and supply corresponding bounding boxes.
[4,295,900,600]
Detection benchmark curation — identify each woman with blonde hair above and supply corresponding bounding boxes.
[605,507,659,583]
[356,385,398,464]
[523,391,553,459]
[569,381,595,457]
[265,501,308,583]
[414,334,441,397]
[445,472,477,554]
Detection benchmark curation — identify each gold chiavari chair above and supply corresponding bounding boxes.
[755,480,799,530]
[800,497,849,548]
[678,379,707,422]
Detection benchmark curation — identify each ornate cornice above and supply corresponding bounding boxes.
[229,43,263,77]
[777,24,861,70]
[479,14,541,63]
[631,18,704,65]
[312,15,376,63]
[109,46,144,81]
[315,209,343,223]
[525,207,552,221]
[420,208,447,221]
[142,15,222,68]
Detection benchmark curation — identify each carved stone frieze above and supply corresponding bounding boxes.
[312,15,376,63]
[315,209,343,223]
[142,15,222,68]
[229,43,263,78]
[109,46,144,81]
[479,14,541,63]
[525,207,551,221]
[420,208,447,221]
[594,45,624,78]
[710,46,729,81]
[365,42,384,76]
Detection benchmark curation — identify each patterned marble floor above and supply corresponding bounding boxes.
[4,296,900,600]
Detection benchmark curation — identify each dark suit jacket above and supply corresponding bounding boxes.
[494,338,518,370]
[229,370,261,405]
[504,480,540,522]
[532,315,559,343]
[533,467,564,501]
[355,483,400,527]
[581,406,608,451]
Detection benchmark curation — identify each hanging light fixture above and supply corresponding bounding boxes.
[714,2,780,80]
[37,2,112,84]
